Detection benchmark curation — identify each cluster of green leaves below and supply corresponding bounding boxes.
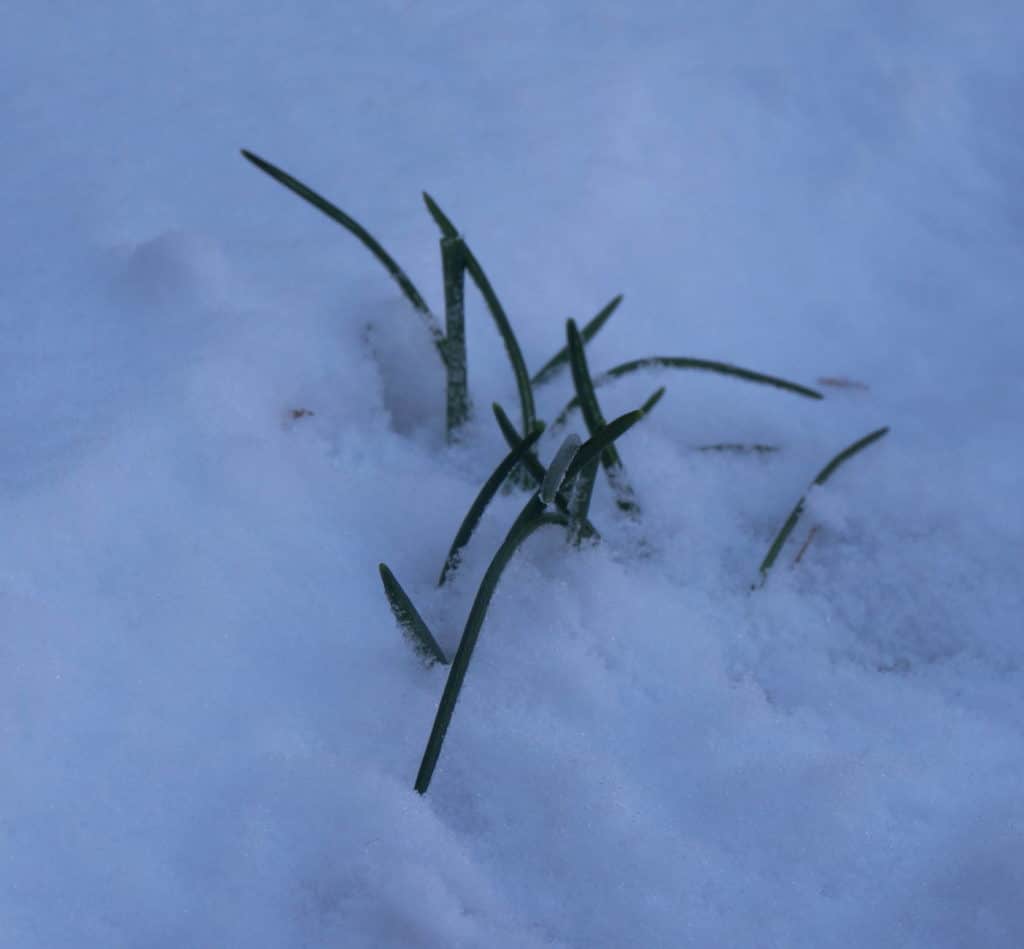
[391,405,657,794]
[242,150,890,794]
[241,149,822,448]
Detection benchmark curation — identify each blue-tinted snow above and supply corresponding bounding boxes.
[2,3,1022,946]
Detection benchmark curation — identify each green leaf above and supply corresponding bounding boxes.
[556,388,663,531]
[438,425,545,586]
[416,496,567,793]
[422,192,459,240]
[567,318,638,514]
[241,150,446,362]
[551,355,822,429]
[811,426,890,486]
[540,434,582,505]
[379,564,448,666]
[640,387,667,415]
[561,396,662,486]
[422,193,536,438]
[697,443,779,454]
[492,403,600,541]
[757,426,890,585]
[461,247,537,432]
[492,402,547,489]
[441,236,470,437]
[531,294,623,387]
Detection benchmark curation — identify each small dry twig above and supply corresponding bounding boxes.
[792,525,819,566]
[817,377,868,391]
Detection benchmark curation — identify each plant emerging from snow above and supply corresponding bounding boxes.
[242,149,890,793]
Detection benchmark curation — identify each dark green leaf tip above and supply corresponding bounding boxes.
[757,424,891,586]
[239,148,444,353]
[416,494,563,793]
[563,408,644,483]
[641,387,667,415]
[531,294,624,387]
[422,192,460,240]
[813,426,890,486]
[438,426,545,586]
[379,563,448,666]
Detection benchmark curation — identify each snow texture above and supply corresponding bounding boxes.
[2,2,1022,946]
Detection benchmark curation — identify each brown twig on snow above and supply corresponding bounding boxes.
[816,377,868,391]
[792,525,820,566]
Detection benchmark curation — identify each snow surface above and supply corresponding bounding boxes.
[3,3,1023,946]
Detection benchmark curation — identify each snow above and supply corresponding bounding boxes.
[2,2,1023,946]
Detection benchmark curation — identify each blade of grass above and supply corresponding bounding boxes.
[492,402,547,489]
[438,425,545,587]
[241,150,446,361]
[558,387,664,533]
[813,426,890,484]
[640,387,667,415]
[416,496,567,793]
[540,434,582,505]
[560,396,664,486]
[603,358,823,399]
[551,356,822,430]
[456,239,538,434]
[531,295,623,387]
[379,564,448,666]
[567,318,639,514]
[493,403,601,541]
[697,443,780,454]
[441,236,470,437]
[757,426,890,586]
[423,193,536,437]
[421,191,459,239]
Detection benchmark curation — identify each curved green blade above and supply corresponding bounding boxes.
[416,496,567,794]
[531,295,623,387]
[493,403,600,541]
[422,193,536,437]
[241,149,446,361]
[551,355,822,429]
[567,318,637,514]
[438,424,544,586]
[812,426,890,486]
[561,384,663,532]
[757,426,890,585]
[561,394,664,486]
[422,192,459,240]
[492,402,547,489]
